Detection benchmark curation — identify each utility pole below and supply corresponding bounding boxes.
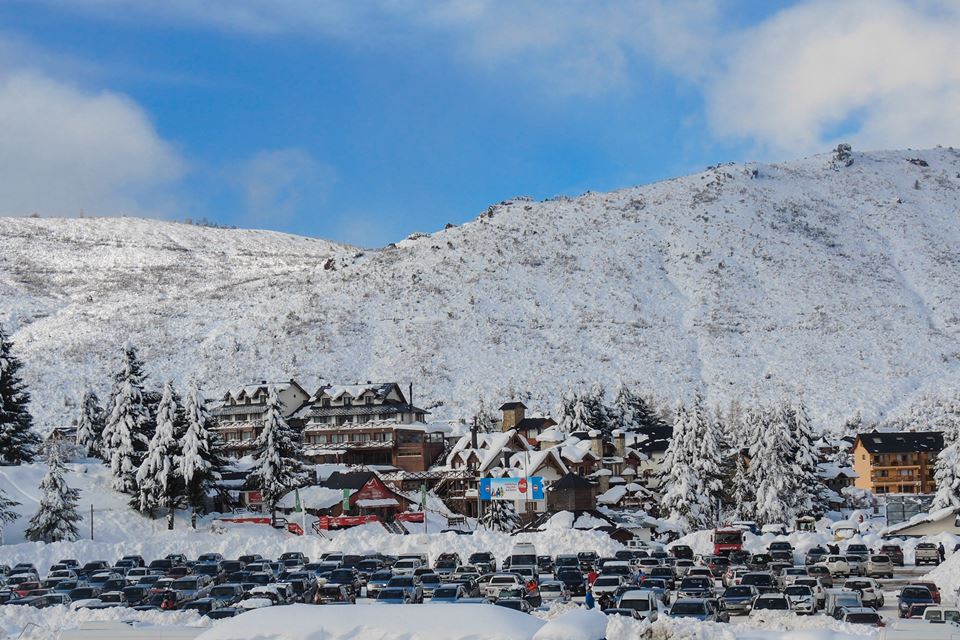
[90,504,94,541]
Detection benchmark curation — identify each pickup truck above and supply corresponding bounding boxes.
[915,543,941,566]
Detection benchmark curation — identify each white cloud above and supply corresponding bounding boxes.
[0,68,183,217]
[234,148,337,227]
[705,0,960,153]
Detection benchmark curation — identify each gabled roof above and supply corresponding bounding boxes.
[855,431,943,453]
[499,401,527,410]
[514,417,557,432]
[312,382,401,402]
[323,471,375,490]
[550,473,596,491]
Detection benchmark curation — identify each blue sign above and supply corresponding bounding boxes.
[479,477,544,501]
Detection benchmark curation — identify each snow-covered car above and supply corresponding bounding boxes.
[843,578,884,608]
[865,555,894,579]
[838,607,884,626]
[821,556,850,577]
[749,594,792,619]
[539,580,570,603]
[783,585,817,614]
[719,585,758,615]
[430,585,469,603]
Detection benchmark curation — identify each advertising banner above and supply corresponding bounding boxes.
[479,477,544,501]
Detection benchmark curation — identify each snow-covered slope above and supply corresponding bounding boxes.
[3,148,960,428]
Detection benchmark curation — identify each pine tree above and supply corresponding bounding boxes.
[25,441,82,542]
[788,400,824,517]
[479,499,521,533]
[730,449,754,520]
[553,389,578,432]
[0,326,41,464]
[581,383,612,438]
[249,388,305,522]
[473,396,500,433]
[932,397,960,509]
[611,382,641,433]
[0,486,19,529]
[75,390,106,459]
[694,394,724,527]
[179,383,226,513]
[136,381,183,521]
[660,402,697,531]
[102,345,153,493]
[751,406,796,526]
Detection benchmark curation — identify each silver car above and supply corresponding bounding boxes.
[864,555,894,579]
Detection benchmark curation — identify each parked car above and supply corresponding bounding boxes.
[897,585,936,618]
[740,572,777,595]
[539,580,570,604]
[822,556,850,577]
[845,543,870,561]
[749,594,792,618]
[825,588,862,618]
[804,547,828,566]
[838,607,884,626]
[495,598,533,614]
[669,598,729,622]
[590,575,624,598]
[386,575,423,603]
[677,576,715,599]
[843,578,884,608]
[778,567,808,588]
[845,555,865,576]
[806,565,834,588]
[783,585,817,614]
[880,544,905,566]
[720,585,759,615]
[865,555,894,579]
[375,587,415,604]
[612,590,658,621]
[208,583,244,606]
[670,545,694,560]
[316,584,355,604]
[915,543,941,566]
[913,581,942,604]
[181,597,222,615]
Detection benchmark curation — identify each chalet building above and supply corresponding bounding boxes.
[852,431,943,494]
[211,380,311,458]
[547,473,598,511]
[297,383,441,472]
[631,425,673,490]
[276,471,412,521]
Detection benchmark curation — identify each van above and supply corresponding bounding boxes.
[508,543,537,573]
[881,620,960,640]
[824,588,862,618]
[616,589,659,621]
[925,607,960,624]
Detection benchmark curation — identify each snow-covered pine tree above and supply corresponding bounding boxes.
[24,441,82,542]
[136,381,183,522]
[611,382,641,433]
[730,449,754,520]
[788,400,824,517]
[569,397,593,433]
[693,394,724,527]
[582,383,612,438]
[932,396,960,509]
[75,390,106,459]
[479,499,521,533]
[0,326,41,464]
[103,345,153,493]
[752,406,795,526]
[249,388,306,522]
[552,389,578,433]
[179,383,226,514]
[473,396,500,434]
[660,402,697,532]
[0,486,19,530]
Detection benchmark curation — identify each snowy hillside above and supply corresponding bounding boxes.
[3,147,960,428]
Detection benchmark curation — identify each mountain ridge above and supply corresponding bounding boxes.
[3,147,960,430]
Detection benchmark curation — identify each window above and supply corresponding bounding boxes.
[365,396,374,405]
[322,398,331,407]
[343,397,352,406]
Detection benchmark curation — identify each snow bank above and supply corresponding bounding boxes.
[0,603,208,640]
[532,609,607,640]
[196,603,544,640]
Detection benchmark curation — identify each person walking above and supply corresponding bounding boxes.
[584,588,595,609]
[587,569,598,585]
[938,542,946,563]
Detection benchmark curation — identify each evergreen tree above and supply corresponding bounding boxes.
[103,345,152,493]
[787,400,824,517]
[581,383,612,438]
[75,390,106,459]
[730,450,754,520]
[552,389,578,433]
[660,402,697,531]
[25,441,82,542]
[611,382,641,432]
[179,383,226,513]
[752,406,796,526]
[479,499,521,533]
[249,388,305,522]
[694,394,724,527]
[932,397,960,509]
[136,381,183,522]
[0,486,19,530]
[473,396,500,434]
[0,326,41,464]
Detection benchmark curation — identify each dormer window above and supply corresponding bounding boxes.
[365,396,374,405]
[321,398,330,407]
[343,397,352,406]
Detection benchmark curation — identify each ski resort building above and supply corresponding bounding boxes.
[211,380,311,458]
[852,430,943,494]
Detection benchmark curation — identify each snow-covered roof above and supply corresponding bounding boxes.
[445,429,533,473]
[505,448,569,477]
[817,463,858,479]
[356,498,399,508]
[881,506,960,536]
[277,485,351,510]
[536,426,567,443]
[597,485,627,505]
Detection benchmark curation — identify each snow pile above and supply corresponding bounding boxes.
[196,603,544,640]
[926,550,960,601]
[532,608,608,640]
[544,511,575,530]
[5,148,960,429]
[0,603,207,640]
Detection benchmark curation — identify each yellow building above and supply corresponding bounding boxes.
[852,431,943,494]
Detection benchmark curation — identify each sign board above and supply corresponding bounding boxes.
[479,477,544,501]
[245,491,263,505]
[342,488,351,511]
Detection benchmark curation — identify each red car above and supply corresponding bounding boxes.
[912,582,941,604]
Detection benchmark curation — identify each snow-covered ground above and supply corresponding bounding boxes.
[4,147,960,429]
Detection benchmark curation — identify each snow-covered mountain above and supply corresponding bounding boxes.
[3,147,960,429]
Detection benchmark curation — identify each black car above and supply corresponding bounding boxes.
[671,545,694,560]
[327,568,361,596]
[748,554,772,571]
[207,607,242,619]
[181,597,221,615]
[577,552,599,572]
[556,568,586,596]
[468,552,496,571]
[79,561,110,578]
[122,585,149,605]
[148,559,174,573]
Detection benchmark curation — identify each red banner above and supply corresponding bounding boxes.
[396,512,425,523]
[317,515,381,530]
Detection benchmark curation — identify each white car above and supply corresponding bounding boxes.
[783,585,817,614]
[391,559,422,576]
[539,580,570,603]
[842,578,884,608]
[749,594,792,619]
[821,556,850,577]
[590,575,624,597]
[845,556,864,576]
[794,577,828,609]
[483,574,523,600]
[778,567,808,588]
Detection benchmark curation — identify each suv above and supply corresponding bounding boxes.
[864,555,893,579]
[845,543,869,561]
[879,544,904,566]
[914,543,940,566]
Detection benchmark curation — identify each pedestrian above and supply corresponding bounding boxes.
[584,588,595,609]
[939,542,946,563]
[526,578,537,593]
[587,569,598,585]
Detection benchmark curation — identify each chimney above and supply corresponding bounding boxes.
[597,470,610,493]
[408,382,413,406]
[471,416,478,450]
[614,430,626,457]
[500,401,527,432]
[590,430,604,458]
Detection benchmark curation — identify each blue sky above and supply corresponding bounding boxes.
[0,1,957,246]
